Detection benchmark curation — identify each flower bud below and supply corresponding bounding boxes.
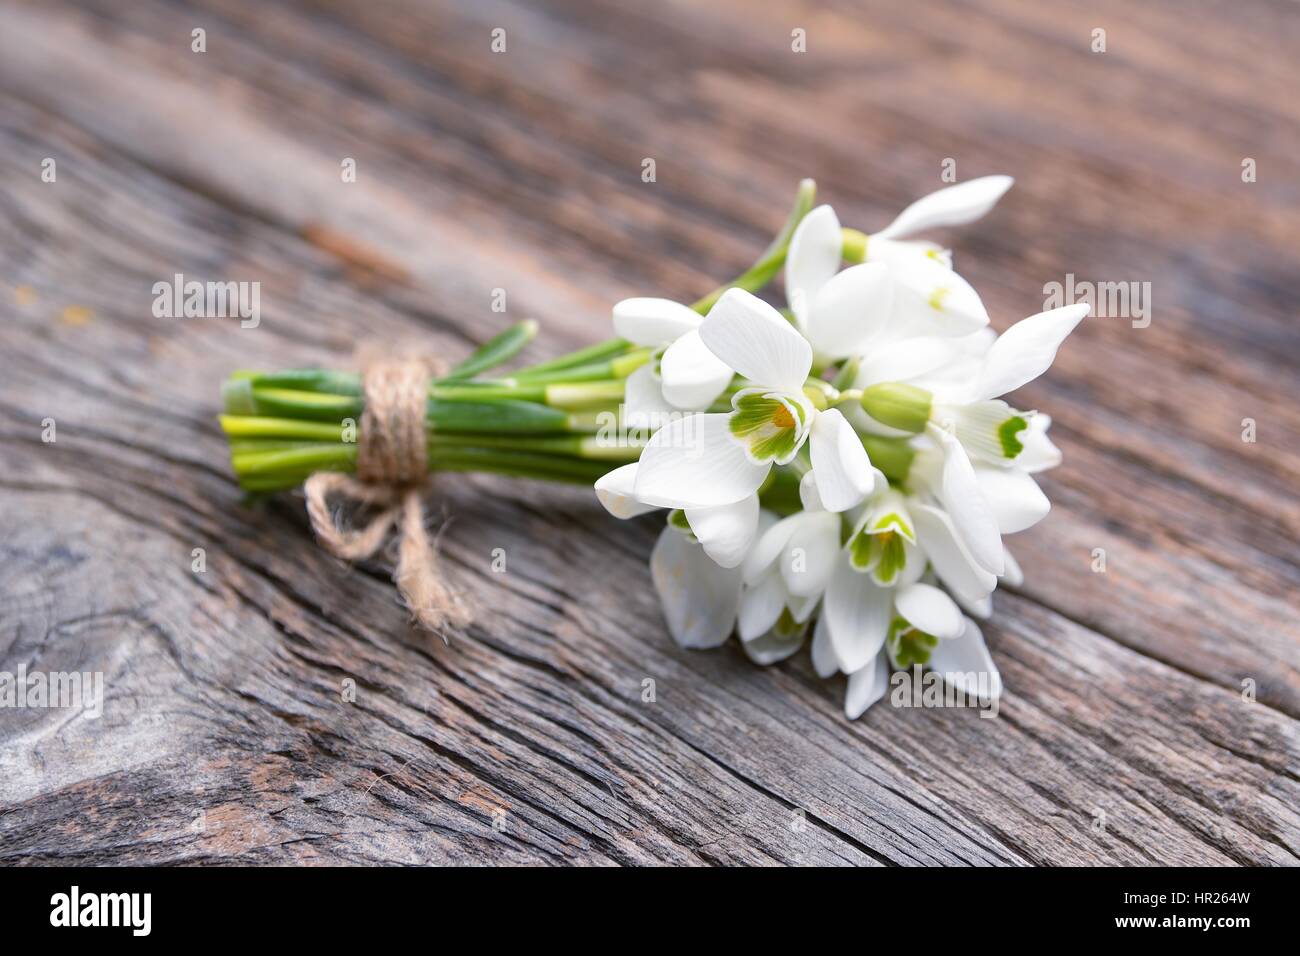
[860,382,932,433]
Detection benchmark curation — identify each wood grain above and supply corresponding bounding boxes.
[0,0,1296,865]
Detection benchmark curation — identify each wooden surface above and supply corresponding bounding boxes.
[1,0,1298,866]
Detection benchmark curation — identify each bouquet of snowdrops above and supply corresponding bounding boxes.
[221,177,1086,719]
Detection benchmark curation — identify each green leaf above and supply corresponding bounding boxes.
[427,398,569,434]
[444,319,538,381]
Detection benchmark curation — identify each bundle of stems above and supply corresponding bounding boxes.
[218,180,910,505]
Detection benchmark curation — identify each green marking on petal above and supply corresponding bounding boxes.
[729,390,809,465]
[888,617,938,668]
[946,400,1032,464]
[847,526,905,582]
[849,495,916,581]
[869,510,914,542]
[874,532,906,585]
[927,286,951,311]
[998,415,1028,459]
[775,607,801,638]
[848,526,875,571]
[667,509,695,540]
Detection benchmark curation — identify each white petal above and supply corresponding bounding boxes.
[889,258,989,338]
[974,465,1050,534]
[742,512,801,583]
[685,494,759,569]
[811,613,842,678]
[738,572,786,641]
[634,413,768,509]
[788,591,821,624]
[854,336,959,388]
[894,582,964,639]
[659,329,735,410]
[928,616,1002,702]
[650,526,741,649]
[956,326,998,357]
[1001,546,1024,587]
[621,364,676,433]
[780,511,840,598]
[864,236,951,271]
[874,176,1015,240]
[700,288,812,393]
[785,204,842,324]
[911,503,998,604]
[742,624,807,666]
[809,408,877,512]
[845,652,891,719]
[796,470,823,513]
[973,304,1089,401]
[913,360,984,405]
[612,297,701,346]
[823,555,892,673]
[1017,413,1062,473]
[804,262,893,360]
[954,590,993,619]
[895,537,927,588]
[932,427,1005,575]
[594,463,659,519]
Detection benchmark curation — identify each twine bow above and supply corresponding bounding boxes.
[303,358,470,635]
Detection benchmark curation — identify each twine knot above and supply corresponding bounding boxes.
[303,357,470,636]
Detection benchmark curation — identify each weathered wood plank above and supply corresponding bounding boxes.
[1,0,1297,865]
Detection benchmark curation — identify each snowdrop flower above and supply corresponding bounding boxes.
[786,177,1014,356]
[819,609,1003,719]
[814,552,971,715]
[784,224,895,362]
[856,303,1090,572]
[791,206,989,346]
[932,302,1090,458]
[821,518,965,670]
[844,488,925,586]
[648,519,743,650]
[814,508,1001,720]
[611,297,734,428]
[594,461,758,568]
[859,302,1089,459]
[737,476,841,648]
[633,288,877,515]
[736,505,830,665]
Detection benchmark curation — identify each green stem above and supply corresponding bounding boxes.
[841,227,868,263]
[510,337,633,379]
[690,178,817,314]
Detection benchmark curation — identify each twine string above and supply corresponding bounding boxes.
[303,358,469,635]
